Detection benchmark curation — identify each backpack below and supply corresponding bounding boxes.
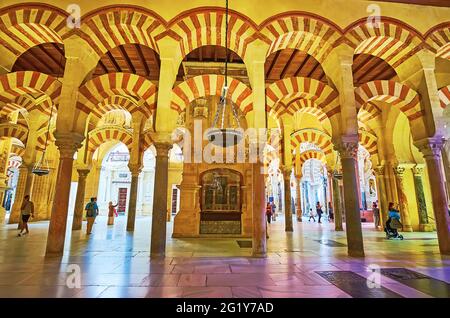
[86,202,95,217]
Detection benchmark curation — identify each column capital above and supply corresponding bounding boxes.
[76,168,90,178]
[153,142,172,158]
[393,165,406,177]
[54,131,84,159]
[413,164,425,176]
[373,165,386,176]
[128,163,143,176]
[414,137,445,158]
[335,135,359,159]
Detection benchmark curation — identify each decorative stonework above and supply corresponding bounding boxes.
[414,138,444,158]
[53,132,84,159]
[413,166,429,226]
[153,142,172,158]
[335,141,359,159]
[393,166,406,177]
[373,165,385,176]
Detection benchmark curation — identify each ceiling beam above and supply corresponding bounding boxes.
[107,51,122,72]
[118,45,136,74]
[266,50,281,79]
[135,44,150,77]
[294,54,310,77]
[280,50,298,79]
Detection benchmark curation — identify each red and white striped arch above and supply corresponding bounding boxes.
[355,80,422,121]
[296,149,326,170]
[141,131,154,152]
[10,144,25,158]
[87,126,133,157]
[438,85,450,109]
[171,75,253,114]
[94,95,148,119]
[0,71,61,105]
[271,98,329,122]
[35,128,55,151]
[290,128,333,156]
[0,4,70,58]
[266,77,340,118]
[260,14,341,63]
[0,123,28,145]
[357,101,381,123]
[0,95,55,117]
[359,129,378,156]
[425,24,450,61]
[77,73,157,117]
[345,19,423,69]
[74,7,165,58]
[165,9,258,60]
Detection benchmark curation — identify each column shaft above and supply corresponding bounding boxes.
[72,169,89,230]
[9,164,33,224]
[332,175,343,231]
[393,167,413,232]
[295,176,302,222]
[283,169,293,232]
[412,166,432,232]
[252,162,267,257]
[338,141,364,257]
[127,172,140,231]
[150,142,172,257]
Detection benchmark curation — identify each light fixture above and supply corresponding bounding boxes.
[32,101,53,176]
[205,0,243,147]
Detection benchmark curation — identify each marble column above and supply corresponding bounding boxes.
[393,166,413,232]
[127,164,142,231]
[373,165,389,225]
[336,140,364,257]
[252,162,267,257]
[415,138,450,254]
[412,165,432,232]
[8,163,33,225]
[332,174,344,231]
[72,169,90,231]
[442,146,450,201]
[295,175,302,222]
[283,167,293,232]
[150,142,172,258]
[46,132,83,256]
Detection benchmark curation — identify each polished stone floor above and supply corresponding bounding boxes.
[0,213,449,298]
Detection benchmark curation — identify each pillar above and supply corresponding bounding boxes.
[283,167,293,232]
[415,138,450,254]
[442,145,450,200]
[295,175,302,222]
[373,165,389,225]
[252,162,267,257]
[332,173,344,231]
[336,139,364,256]
[46,132,83,256]
[8,164,33,224]
[71,169,89,230]
[150,142,172,258]
[412,165,432,232]
[393,166,413,232]
[127,164,142,231]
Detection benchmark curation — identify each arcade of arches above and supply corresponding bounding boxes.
[0,0,449,262]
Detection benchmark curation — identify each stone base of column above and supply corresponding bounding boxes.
[348,249,365,257]
[419,224,434,232]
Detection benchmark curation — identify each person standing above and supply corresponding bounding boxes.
[108,201,118,225]
[373,202,380,229]
[85,197,99,235]
[266,202,273,225]
[17,195,34,237]
[316,202,323,224]
[308,208,316,222]
[328,202,334,222]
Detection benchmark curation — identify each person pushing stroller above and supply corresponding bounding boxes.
[385,202,404,240]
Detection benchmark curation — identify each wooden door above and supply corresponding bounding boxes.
[118,188,128,213]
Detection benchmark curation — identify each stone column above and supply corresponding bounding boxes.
[8,164,33,224]
[393,166,413,232]
[150,142,172,258]
[332,174,344,231]
[252,162,267,257]
[373,165,389,225]
[283,167,293,232]
[415,138,450,254]
[46,132,83,256]
[71,169,90,230]
[442,146,450,200]
[295,175,302,222]
[336,139,364,257]
[412,165,432,232]
[127,164,142,231]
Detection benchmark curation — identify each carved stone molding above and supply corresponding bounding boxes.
[373,165,385,176]
[393,166,406,178]
[153,142,172,158]
[77,168,90,179]
[335,141,359,160]
[53,131,84,159]
[412,165,425,176]
[414,137,444,158]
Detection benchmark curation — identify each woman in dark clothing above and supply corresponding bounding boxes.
[316,202,323,224]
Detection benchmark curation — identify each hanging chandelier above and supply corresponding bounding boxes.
[31,101,53,176]
[205,0,243,147]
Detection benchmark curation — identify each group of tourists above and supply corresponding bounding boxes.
[84,198,119,235]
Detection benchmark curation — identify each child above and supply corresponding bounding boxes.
[308,208,316,222]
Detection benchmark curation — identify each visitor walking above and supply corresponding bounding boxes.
[373,202,380,229]
[328,202,334,222]
[266,202,273,224]
[108,201,118,225]
[316,202,323,224]
[17,195,34,237]
[85,197,99,235]
[308,208,316,222]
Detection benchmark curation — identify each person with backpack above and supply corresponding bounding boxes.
[85,197,99,235]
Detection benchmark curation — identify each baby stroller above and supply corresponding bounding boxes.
[384,218,404,240]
